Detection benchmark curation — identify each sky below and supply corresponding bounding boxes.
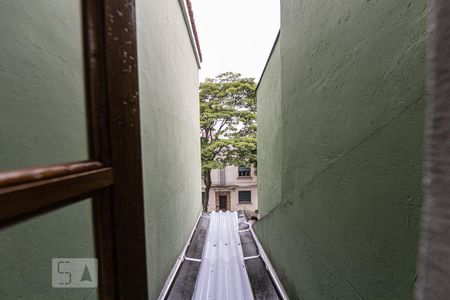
[190,0,280,83]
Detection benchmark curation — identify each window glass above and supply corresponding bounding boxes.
[0,199,98,299]
[239,191,251,203]
[0,0,88,170]
[238,166,251,177]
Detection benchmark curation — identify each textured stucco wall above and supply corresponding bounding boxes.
[136,0,202,298]
[255,0,428,299]
[0,0,88,170]
[0,2,96,299]
[256,38,281,216]
[0,201,98,300]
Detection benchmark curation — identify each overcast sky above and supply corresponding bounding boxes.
[190,0,280,83]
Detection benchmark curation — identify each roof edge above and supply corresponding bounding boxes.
[256,30,280,91]
[179,0,203,68]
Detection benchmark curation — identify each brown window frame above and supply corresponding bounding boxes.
[416,0,450,298]
[0,0,148,299]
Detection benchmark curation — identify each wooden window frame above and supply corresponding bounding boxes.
[0,0,148,299]
[416,0,450,298]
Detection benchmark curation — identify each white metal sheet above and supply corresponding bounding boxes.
[192,211,254,300]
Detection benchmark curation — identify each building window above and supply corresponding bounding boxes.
[219,169,226,186]
[239,191,251,203]
[238,166,251,177]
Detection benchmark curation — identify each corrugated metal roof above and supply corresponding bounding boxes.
[192,211,254,300]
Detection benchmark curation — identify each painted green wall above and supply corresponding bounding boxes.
[136,0,202,298]
[0,2,97,299]
[0,200,98,300]
[257,39,282,217]
[0,0,88,170]
[255,0,428,299]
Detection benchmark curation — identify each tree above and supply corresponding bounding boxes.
[200,72,257,212]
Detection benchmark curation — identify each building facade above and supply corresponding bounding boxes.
[203,166,258,213]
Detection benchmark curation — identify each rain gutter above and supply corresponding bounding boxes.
[248,222,290,300]
[158,211,203,300]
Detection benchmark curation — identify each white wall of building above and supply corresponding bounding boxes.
[203,165,258,213]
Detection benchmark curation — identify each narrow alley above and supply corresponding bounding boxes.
[163,211,285,299]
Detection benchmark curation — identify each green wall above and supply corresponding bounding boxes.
[136,0,202,298]
[0,200,98,300]
[0,1,97,299]
[255,0,428,299]
[0,0,88,170]
[257,37,282,216]
[0,0,202,298]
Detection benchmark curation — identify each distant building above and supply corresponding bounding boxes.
[202,166,258,213]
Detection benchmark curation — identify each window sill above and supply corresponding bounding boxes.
[237,176,252,180]
[238,202,252,205]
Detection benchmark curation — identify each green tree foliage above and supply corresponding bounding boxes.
[200,72,257,211]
